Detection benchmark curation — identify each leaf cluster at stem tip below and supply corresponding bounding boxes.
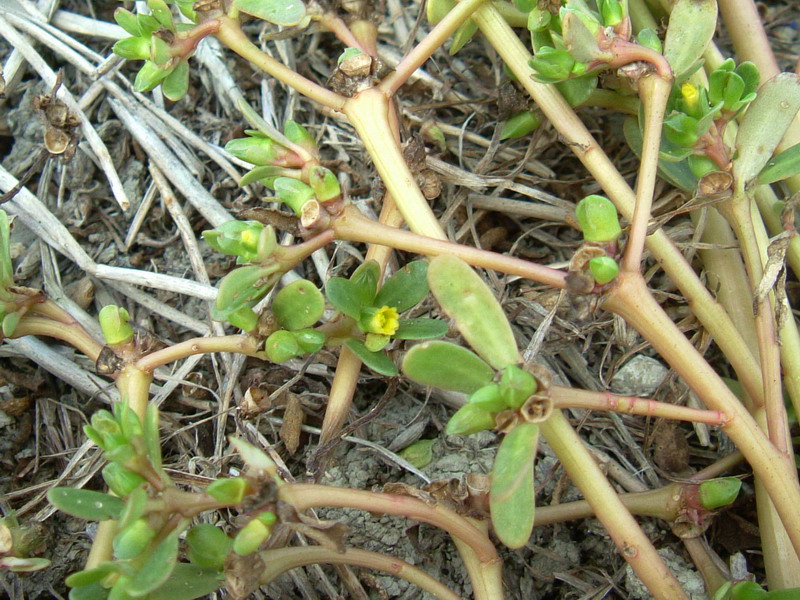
[326,260,447,376]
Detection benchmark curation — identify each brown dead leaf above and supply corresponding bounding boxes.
[279,393,305,455]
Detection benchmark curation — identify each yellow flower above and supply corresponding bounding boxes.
[368,305,400,336]
[240,229,259,252]
[680,82,700,115]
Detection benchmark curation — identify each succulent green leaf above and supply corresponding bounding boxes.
[66,563,118,588]
[687,154,719,179]
[500,111,541,140]
[730,582,767,599]
[233,518,271,556]
[144,402,162,471]
[273,177,314,215]
[428,255,520,369]
[113,518,156,559]
[147,0,174,29]
[233,0,306,26]
[515,0,536,11]
[283,120,317,155]
[588,256,619,284]
[137,13,161,37]
[221,305,259,332]
[351,260,381,305]
[102,463,146,497]
[325,277,363,319]
[530,46,575,83]
[445,403,496,435]
[149,35,172,67]
[393,318,448,340]
[113,37,151,61]
[175,1,197,21]
[555,75,598,107]
[636,28,662,53]
[202,220,264,263]
[362,332,388,352]
[144,565,223,600]
[0,556,50,572]
[69,582,108,600]
[490,422,539,549]
[345,339,398,376]
[229,436,278,474]
[2,312,20,337]
[698,477,742,510]
[663,112,700,148]
[206,477,249,504]
[561,9,605,64]
[117,487,148,533]
[574,195,622,242]
[663,0,717,80]
[99,305,134,346]
[83,425,106,450]
[114,8,142,36]
[402,340,495,394]
[265,330,302,363]
[449,19,478,55]
[212,265,277,328]
[468,383,507,412]
[161,60,189,101]
[116,402,144,440]
[187,524,233,570]
[527,7,552,32]
[758,142,800,185]
[133,60,171,92]
[338,47,364,64]
[225,135,280,166]
[0,211,13,289]
[735,73,800,189]
[374,261,429,312]
[499,365,537,409]
[125,531,179,596]
[309,166,341,202]
[292,328,326,353]
[599,0,624,26]
[427,0,455,24]
[240,166,296,188]
[399,439,435,468]
[736,62,760,98]
[48,488,125,521]
[272,279,325,330]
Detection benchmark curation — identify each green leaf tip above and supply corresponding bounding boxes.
[99,305,134,346]
[574,195,622,243]
[490,423,539,549]
[428,255,520,370]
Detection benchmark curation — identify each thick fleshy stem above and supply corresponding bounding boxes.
[214,16,346,112]
[258,546,461,600]
[472,2,764,409]
[622,74,672,273]
[280,483,500,565]
[541,411,689,599]
[550,386,727,425]
[378,0,489,96]
[603,271,800,558]
[332,205,569,288]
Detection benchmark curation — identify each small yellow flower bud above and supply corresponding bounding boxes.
[240,229,259,251]
[681,82,700,115]
[369,306,400,336]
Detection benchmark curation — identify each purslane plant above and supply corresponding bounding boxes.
[0,0,796,598]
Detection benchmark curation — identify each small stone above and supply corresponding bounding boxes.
[610,355,668,396]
